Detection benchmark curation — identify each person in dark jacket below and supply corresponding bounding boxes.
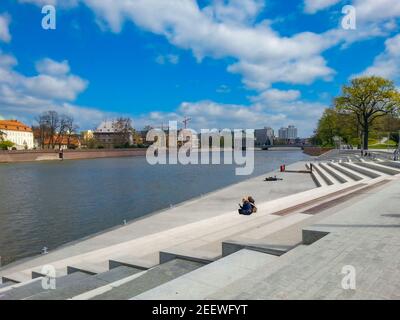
[238,197,252,215]
[247,196,257,213]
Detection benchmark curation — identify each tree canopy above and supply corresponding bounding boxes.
[334,76,400,149]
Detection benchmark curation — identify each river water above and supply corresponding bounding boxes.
[0,150,310,265]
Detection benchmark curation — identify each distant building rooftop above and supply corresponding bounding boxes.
[0,120,32,132]
[95,120,118,133]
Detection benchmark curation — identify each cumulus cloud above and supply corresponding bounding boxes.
[0,53,107,129]
[305,0,400,27]
[355,0,400,23]
[16,0,400,91]
[36,58,71,75]
[0,13,11,43]
[134,88,327,136]
[203,0,265,24]
[18,0,79,7]
[70,0,338,90]
[250,89,301,103]
[304,0,342,14]
[355,34,400,81]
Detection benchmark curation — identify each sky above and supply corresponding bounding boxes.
[0,0,399,137]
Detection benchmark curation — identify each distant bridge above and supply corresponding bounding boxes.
[261,144,315,150]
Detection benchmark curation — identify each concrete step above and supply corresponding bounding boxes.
[135,245,310,300]
[355,162,400,176]
[327,162,363,181]
[86,259,205,300]
[318,163,347,184]
[222,178,385,256]
[307,164,327,187]
[0,281,14,289]
[312,164,334,186]
[159,179,370,261]
[339,162,381,179]
[379,161,400,170]
[158,183,368,261]
[26,266,143,300]
[133,249,278,300]
[234,213,310,240]
[0,272,90,300]
[305,163,323,188]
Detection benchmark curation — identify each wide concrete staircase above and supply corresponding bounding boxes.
[0,157,399,300]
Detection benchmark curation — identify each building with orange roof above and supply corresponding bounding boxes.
[43,134,81,150]
[0,120,34,150]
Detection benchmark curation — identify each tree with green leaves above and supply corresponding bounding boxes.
[334,76,400,150]
[0,140,15,150]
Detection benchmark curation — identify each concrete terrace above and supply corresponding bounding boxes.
[1,154,400,300]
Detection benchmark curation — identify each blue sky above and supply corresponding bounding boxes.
[0,0,399,137]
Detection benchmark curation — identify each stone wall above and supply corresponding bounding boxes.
[0,149,147,163]
[303,147,333,156]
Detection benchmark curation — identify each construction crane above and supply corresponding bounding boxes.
[182,117,192,129]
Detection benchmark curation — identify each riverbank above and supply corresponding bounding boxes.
[0,149,147,163]
[0,161,315,275]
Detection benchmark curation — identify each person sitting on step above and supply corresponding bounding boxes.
[238,197,252,215]
[248,196,257,213]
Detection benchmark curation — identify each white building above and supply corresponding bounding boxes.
[94,120,134,148]
[0,120,34,150]
[278,125,298,140]
[287,125,298,139]
[278,127,288,140]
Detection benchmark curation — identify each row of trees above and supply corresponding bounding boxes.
[313,76,400,149]
[34,111,79,149]
[33,112,146,150]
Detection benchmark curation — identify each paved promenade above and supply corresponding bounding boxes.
[137,174,400,300]
[207,178,400,299]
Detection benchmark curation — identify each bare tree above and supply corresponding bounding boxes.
[36,112,52,149]
[36,111,79,149]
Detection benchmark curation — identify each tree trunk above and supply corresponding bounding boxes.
[363,123,369,150]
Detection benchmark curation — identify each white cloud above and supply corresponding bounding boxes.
[18,0,79,7]
[0,13,11,43]
[134,88,327,136]
[74,0,338,89]
[355,0,400,23]
[355,34,400,81]
[203,0,265,24]
[304,0,342,14]
[24,0,398,91]
[250,89,301,103]
[36,58,71,75]
[304,0,400,21]
[0,53,107,129]
[155,54,180,65]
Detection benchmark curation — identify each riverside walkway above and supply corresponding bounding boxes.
[1,155,400,300]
